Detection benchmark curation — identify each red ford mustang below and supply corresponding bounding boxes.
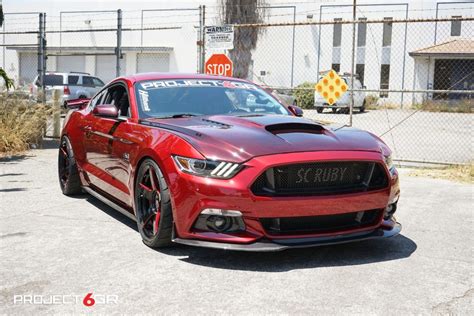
[58,73,401,251]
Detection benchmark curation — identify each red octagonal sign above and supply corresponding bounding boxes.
[205,54,233,77]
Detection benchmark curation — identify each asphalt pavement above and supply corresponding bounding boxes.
[0,144,472,314]
[303,109,473,163]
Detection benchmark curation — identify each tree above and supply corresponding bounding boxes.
[0,2,13,89]
[220,0,266,79]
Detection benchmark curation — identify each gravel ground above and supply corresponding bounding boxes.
[0,145,472,315]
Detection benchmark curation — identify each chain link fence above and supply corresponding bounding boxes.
[0,4,473,164]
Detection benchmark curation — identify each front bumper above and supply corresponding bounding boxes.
[172,220,401,252]
[165,151,400,247]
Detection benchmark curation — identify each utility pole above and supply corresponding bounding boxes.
[116,9,122,77]
[349,0,356,126]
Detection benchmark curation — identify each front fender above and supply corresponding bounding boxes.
[128,130,205,213]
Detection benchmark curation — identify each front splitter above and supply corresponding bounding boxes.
[172,222,402,252]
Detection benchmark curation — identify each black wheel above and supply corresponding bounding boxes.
[360,101,366,113]
[316,107,323,113]
[134,159,173,248]
[332,108,338,114]
[58,136,82,195]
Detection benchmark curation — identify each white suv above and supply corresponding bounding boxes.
[314,74,366,113]
[31,72,105,106]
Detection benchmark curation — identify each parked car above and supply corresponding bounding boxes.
[59,73,400,251]
[314,74,366,113]
[262,86,297,106]
[31,72,105,106]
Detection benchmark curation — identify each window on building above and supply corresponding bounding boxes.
[356,64,365,86]
[333,18,342,47]
[451,16,462,36]
[379,64,390,98]
[331,63,340,73]
[382,17,393,47]
[357,18,367,47]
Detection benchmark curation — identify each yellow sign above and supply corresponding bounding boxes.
[315,70,348,105]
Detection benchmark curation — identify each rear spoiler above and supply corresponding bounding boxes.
[65,98,90,109]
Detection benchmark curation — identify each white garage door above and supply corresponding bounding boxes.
[19,53,37,85]
[137,53,169,73]
[57,56,85,73]
[95,55,126,83]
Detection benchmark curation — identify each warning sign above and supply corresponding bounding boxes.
[315,70,348,105]
[205,25,234,50]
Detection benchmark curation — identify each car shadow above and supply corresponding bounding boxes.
[83,194,417,272]
[158,235,416,272]
[84,195,138,232]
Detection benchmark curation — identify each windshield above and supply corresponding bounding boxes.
[135,79,290,118]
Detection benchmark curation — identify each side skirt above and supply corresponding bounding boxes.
[82,186,137,222]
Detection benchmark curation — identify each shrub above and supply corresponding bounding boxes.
[292,82,316,109]
[0,96,52,155]
[412,99,473,113]
[364,94,379,109]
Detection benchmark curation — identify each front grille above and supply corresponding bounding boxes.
[260,209,382,235]
[251,161,388,196]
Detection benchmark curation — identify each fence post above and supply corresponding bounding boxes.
[42,13,47,98]
[116,9,122,77]
[52,89,61,138]
[349,0,356,127]
[37,13,45,103]
[290,6,296,88]
[201,5,206,74]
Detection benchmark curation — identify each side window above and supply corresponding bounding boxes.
[82,76,94,87]
[90,90,106,109]
[68,75,79,85]
[102,85,130,117]
[92,78,104,87]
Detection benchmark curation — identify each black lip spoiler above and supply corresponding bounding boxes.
[172,222,401,252]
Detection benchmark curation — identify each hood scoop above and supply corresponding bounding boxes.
[265,123,325,135]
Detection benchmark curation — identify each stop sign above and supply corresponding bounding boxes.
[205,54,233,77]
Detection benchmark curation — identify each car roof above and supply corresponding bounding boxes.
[121,72,251,84]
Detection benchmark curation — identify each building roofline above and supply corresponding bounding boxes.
[7,46,173,53]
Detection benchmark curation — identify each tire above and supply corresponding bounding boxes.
[134,159,173,248]
[360,101,366,113]
[332,108,337,114]
[58,136,82,195]
[316,107,323,113]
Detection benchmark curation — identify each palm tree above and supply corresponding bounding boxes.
[0,3,14,89]
[220,0,266,79]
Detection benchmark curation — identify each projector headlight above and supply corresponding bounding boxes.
[173,155,242,179]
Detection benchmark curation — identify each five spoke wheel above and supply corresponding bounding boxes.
[134,159,173,247]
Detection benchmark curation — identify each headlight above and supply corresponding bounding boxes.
[173,155,242,179]
[384,154,394,171]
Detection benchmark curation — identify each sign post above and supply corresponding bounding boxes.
[205,54,233,77]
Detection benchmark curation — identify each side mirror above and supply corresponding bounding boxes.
[288,105,304,117]
[92,104,118,118]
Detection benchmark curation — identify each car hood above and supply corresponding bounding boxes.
[142,114,384,162]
